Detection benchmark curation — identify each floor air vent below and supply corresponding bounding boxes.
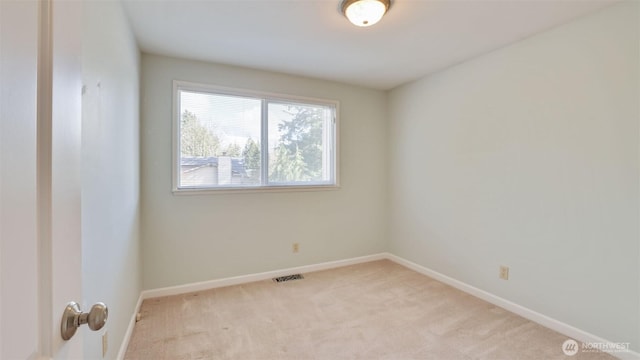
[273,274,304,283]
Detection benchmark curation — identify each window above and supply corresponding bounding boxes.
[173,81,338,192]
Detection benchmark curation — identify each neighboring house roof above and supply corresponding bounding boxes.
[181,156,247,177]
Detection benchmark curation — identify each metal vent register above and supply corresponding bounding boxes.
[272,274,304,283]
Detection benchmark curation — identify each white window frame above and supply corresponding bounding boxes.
[172,80,340,194]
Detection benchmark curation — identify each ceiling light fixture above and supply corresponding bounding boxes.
[341,0,391,27]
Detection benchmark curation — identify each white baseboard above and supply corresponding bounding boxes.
[385,253,640,360]
[140,253,387,300]
[117,252,639,360]
[116,293,144,360]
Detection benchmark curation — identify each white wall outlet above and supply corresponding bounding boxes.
[499,266,509,280]
[292,243,299,253]
[102,331,108,358]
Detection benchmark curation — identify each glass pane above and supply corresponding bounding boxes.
[179,90,262,187]
[267,102,333,184]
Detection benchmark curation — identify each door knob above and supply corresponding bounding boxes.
[61,302,108,340]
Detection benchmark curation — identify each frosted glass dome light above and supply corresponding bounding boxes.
[341,0,391,27]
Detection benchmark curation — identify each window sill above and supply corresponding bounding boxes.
[172,184,340,195]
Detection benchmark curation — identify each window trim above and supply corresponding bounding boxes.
[172,80,340,194]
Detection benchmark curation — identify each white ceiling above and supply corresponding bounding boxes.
[122,0,618,90]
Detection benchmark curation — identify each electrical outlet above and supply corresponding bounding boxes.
[499,266,509,280]
[102,331,108,357]
[292,243,299,253]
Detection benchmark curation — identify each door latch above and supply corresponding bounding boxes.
[61,302,108,340]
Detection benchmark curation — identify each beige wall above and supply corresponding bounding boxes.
[389,2,639,350]
[81,1,141,358]
[141,54,388,289]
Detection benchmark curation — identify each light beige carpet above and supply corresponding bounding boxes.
[125,260,613,359]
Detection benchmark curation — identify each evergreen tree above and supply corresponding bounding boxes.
[180,110,219,157]
[242,138,261,176]
[223,143,242,157]
[270,144,308,182]
[271,106,325,181]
